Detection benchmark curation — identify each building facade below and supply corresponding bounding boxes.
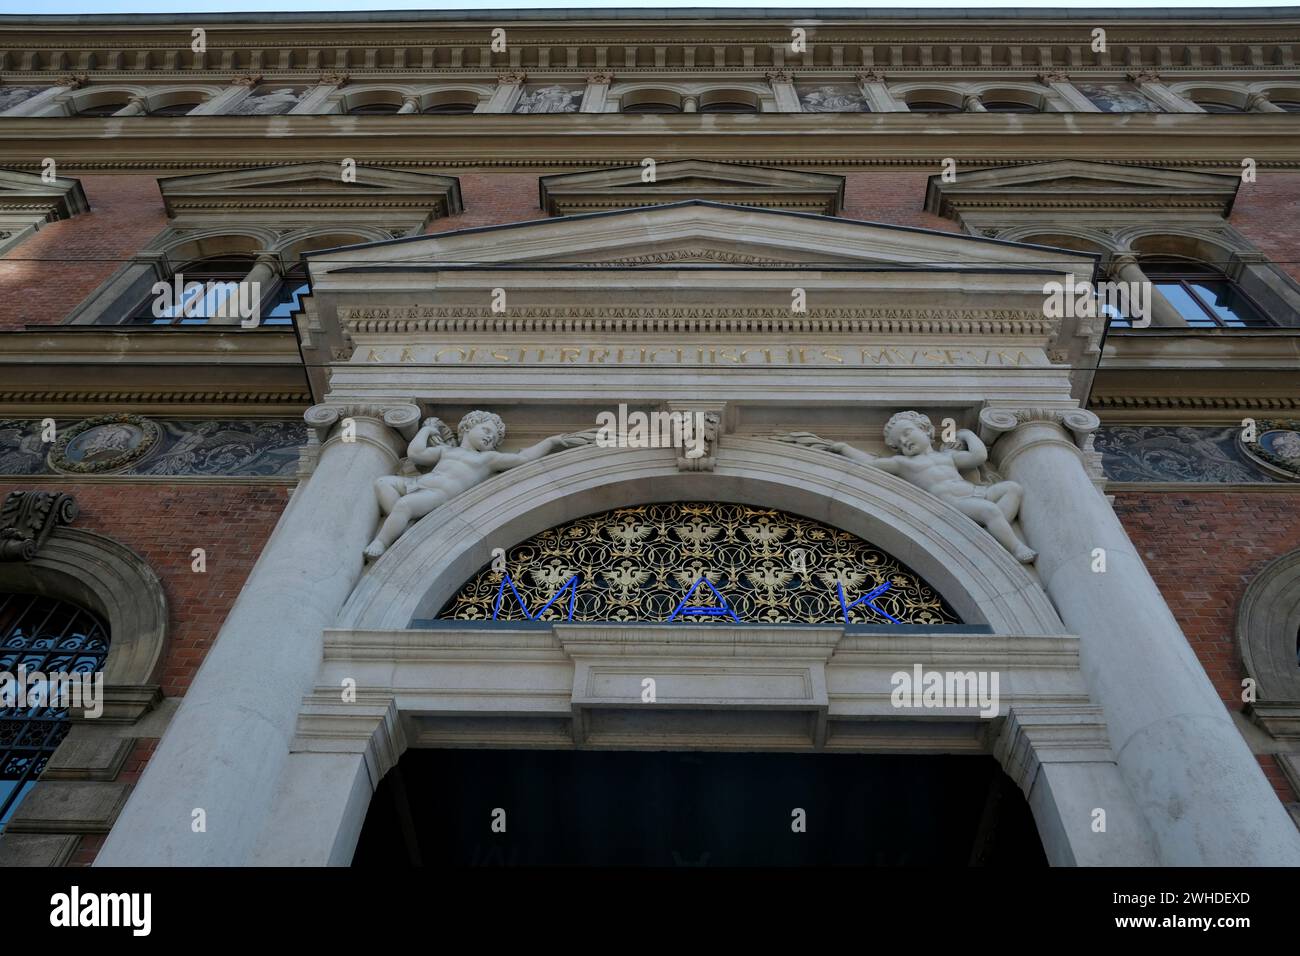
[0,7,1299,867]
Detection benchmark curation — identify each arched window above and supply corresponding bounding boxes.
[699,90,759,113]
[128,254,257,324]
[434,502,960,626]
[1137,258,1272,328]
[0,593,110,831]
[621,90,682,114]
[1270,100,1300,112]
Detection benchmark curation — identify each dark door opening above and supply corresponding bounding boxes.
[353,749,1047,867]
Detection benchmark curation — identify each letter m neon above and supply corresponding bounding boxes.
[492,573,580,620]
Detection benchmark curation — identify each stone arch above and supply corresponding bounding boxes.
[1167,81,1251,111]
[341,437,1063,634]
[1238,548,1300,703]
[335,86,407,113]
[0,527,167,688]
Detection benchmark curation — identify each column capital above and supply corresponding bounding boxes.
[765,70,793,84]
[304,402,422,445]
[586,71,614,85]
[231,73,263,87]
[962,94,987,112]
[317,72,350,88]
[1037,71,1071,84]
[54,74,89,89]
[856,70,887,83]
[497,71,527,86]
[978,405,1100,446]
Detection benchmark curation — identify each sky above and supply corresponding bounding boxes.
[0,0,1290,14]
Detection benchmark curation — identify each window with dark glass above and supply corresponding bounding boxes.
[149,101,201,116]
[981,100,1038,113]
[0,594,110,832]
[423,102,477,114]
[907,100,961,113]
[78,101,129,117]
[1195,101,1246,113]
[1270,100,1300,112]
[348,102,403,114]
[1108,259,1273,328]
[623,100,681,114]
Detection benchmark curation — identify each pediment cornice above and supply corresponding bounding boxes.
[0,167,89,222]
[157,161,463,221]
[926,160,1241,222]
[539,161,844,216]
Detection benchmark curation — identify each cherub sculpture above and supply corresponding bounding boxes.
[363,411,596,560]
[776,411,1037,564]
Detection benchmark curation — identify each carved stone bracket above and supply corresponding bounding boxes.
[662,401,725,472]
[856,70,887,83]
[231,74,263,87]
[497,72,527,86]
[0,491,78,562]
[317,73,350,88]
[586,71,614,85]
[1127,70,1162,85]
[765,70,793,84]
[54,75,88,89]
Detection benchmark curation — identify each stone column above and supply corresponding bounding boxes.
[682,94,699,113]
[962,94,987,113]
[1108,253,1188,328]
[1038,72,1099,112]
[112,96,147,117]
[981,406,1300,866]
[1246,91,1285,113]
[1127,71,1198,112]
[95,403,418,866]
[580,71,612,112]
[766,70,800,112]
[396,94,421,115]
[189,75,260,115]
[856,70,906,112]
[484,72,526,113]
[290,74,349,114]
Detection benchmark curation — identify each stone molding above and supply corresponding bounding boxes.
[1239,549,1300,706]
[338,436,1065,635]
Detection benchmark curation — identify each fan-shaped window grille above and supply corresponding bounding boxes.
[437,502,960,626]
[0,594,109,830]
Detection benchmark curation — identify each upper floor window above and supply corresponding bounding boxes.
[149,101,201,116]
[906,96,961,113]
[698,90,759,114]
[982,100,1039,113]
[126,255,304,326]
[1110,258,1273,328]
[622,90,682,114]
[77,100,130,117]
[349,102,403,115]
[0,593,110,832]
[424,101,477,114]
[1270,100,1300,112]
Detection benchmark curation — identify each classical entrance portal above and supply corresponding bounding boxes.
[353,749,1047,867]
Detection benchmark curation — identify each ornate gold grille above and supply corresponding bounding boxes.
[436,502,959,625]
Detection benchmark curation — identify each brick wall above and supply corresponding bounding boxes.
[0,176,168,329]
[1229,171,1300,286]
[0,480,288,696]
[1114,489,1300,803]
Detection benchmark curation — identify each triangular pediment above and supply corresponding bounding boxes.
[310,200,1094,273]
[539,161,844,216]
[0,167,89,222]
[158,162,463,219]
[926,160,1240,219]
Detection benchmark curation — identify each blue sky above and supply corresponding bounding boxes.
[0,0,1287,14]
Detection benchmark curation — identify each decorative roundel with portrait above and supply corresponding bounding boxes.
[1238,419,1300,481]
[48,414,161,475]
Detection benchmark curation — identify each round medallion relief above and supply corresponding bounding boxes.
[48,414,160,474]
[1239,419,1300,481]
